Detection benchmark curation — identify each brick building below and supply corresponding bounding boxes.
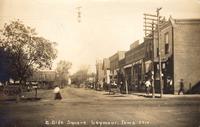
[101,17,200,94]
[123,41,146,91]
[109,51,126,83]
[153,17,200,94]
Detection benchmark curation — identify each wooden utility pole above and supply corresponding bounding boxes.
[143,8,164,98]
[143,13,157,98]
[151,21,155,98]
[156,7,163,98]
[125,79,128,94]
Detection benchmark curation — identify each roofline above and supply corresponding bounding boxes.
[174,19,200,24]
[174,19,200,21]
[170,16,200,25]
[159,17,200,30]
[109,51,126,60]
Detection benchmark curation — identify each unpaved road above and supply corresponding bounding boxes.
[0,86,199,127]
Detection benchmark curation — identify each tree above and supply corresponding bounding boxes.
[71,65,90,87]
[0,46,10,83]
[56,60,72,87]
[0,20,57,86]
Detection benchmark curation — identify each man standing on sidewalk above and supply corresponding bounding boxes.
[178,79,185,95]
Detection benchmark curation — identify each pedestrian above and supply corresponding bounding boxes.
[54,85,62,100]
[113,81,117,87]
[178,79,184,95]
[145,80,151,95]
[167,77,172,93]
[169,79,173,93]
[119,81,123,93]
[108,81,113,94]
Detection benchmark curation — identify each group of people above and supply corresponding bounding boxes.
[52,78,185,99]
[144,78,185,95]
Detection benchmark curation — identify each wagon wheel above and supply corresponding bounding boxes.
[3,89,9,96]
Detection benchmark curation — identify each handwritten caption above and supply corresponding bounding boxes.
[44,119,150,126]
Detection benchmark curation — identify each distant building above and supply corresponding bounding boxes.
[28,70,56,88]
[102,58,110,84]
[96,59,104,89]
[28,70,56,82]
[109,51,126,83]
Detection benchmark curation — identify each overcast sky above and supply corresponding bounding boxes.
[0,0,200,73]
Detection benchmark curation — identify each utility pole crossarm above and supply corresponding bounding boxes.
[144,13,157,17]
[143,8,163,98]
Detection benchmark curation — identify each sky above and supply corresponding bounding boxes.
[0,0,200,74]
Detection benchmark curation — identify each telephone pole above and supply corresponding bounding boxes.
[156,7,163,98]
[151,21,155,98]
[143,13,157,98]
[143,8,163,98]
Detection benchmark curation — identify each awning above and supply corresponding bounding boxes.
[133,59,143,65]
[123,64,132,69]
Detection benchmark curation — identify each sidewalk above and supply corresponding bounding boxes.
[0,92,18,101]
[94,89,200,99]
[131,92,200,98]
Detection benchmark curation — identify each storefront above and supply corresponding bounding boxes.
[123,64,132,91]
[132,60,144,91]
[154,56,173,93]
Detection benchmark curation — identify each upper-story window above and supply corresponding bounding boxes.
[164,33,169,54]
[157,47,159,57]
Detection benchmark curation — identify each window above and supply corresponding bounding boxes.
[157,64,159,70]
[157,47,159,57]
[165,33,169,54]
[162,63,166,69]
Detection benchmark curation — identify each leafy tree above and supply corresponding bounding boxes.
[56,60,72,87]
[0,20,57,85]
[71,65,90,87]
[0,46,10,83]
